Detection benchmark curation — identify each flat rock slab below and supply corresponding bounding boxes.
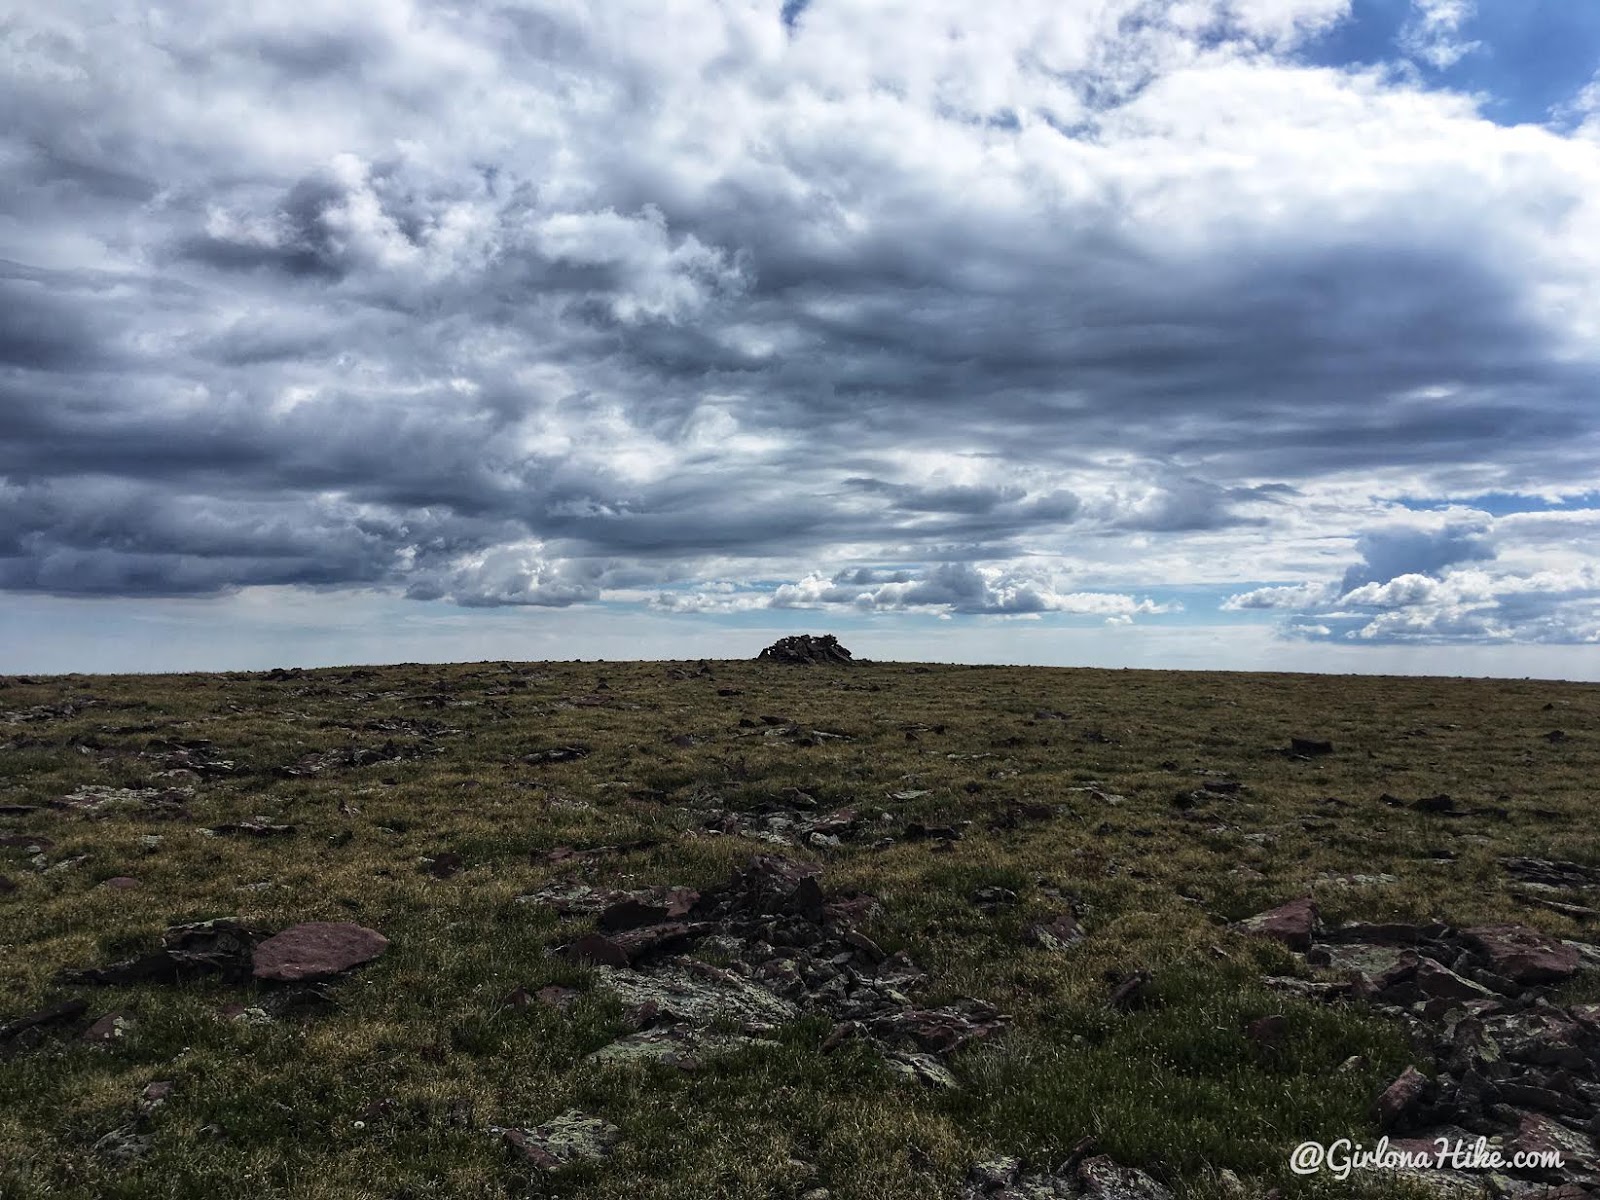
[251,922,389,982]
[593,961,799,1028]
[587,1024,771,1070]
[1461,924,1580,984]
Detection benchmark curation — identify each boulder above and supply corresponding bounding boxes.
[1374,1065,1430,1131]
[1236,897,1318,951]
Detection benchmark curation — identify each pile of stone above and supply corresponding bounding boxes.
[1238,896,1600,1189]
[700,799,868,849]
[544,855,1006,1083]
[756,635,855,666]
[142,738,236,777]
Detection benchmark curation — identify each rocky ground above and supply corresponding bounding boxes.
[2,651,1599,1199]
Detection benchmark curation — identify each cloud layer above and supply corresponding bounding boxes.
[4,1,1600,650]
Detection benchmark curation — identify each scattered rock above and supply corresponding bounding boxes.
[522,745,591,765]
[277,740,438,778]
[498,1110,620,1171]
[1501,857,1600,891]
[1411,794,1455,814]
[959,1152,1172,1200]
[206,821,296,837]
[554,856,1005,1087]
[756,634,854,665]
[54,785,193,821]
[93,1125,153,1165]
[252,922,390,983]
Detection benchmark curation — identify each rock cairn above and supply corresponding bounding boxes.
[756,635,854,665]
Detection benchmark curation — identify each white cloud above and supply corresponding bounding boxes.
[1398,0,1481,70]
[4,1,1600,670]
[653,562,1180,620]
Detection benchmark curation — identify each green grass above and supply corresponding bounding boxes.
[1,659,1597,1198]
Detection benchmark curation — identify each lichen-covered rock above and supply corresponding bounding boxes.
[499,1110,620,1170]
[884,1052,959,1089]
[593,962,799,1028]
[587,1025,770,1070]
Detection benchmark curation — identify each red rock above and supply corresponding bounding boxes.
[82,1012,130,1043]
[1508,1111,1595,1165]
[250,922,389,982]
[1461,924,1581,984]
[1236,897,1318,951]
[1374,1066,1430,1131]
[1413,957,1493,1001]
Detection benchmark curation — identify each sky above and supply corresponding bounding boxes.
[3,0,1600,678]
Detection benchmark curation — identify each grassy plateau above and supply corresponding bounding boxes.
[1,656,1597,1200]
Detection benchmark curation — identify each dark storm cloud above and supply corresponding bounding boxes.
[1,0,1598,632]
